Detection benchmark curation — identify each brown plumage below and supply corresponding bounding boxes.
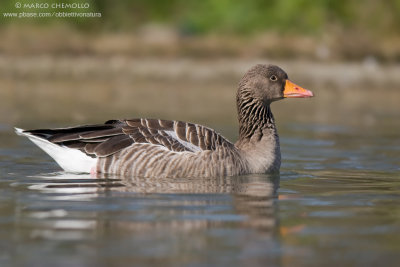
[16,64,313,178]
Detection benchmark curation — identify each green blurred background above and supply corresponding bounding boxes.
[2,0,400,60]
[7,0,400,35]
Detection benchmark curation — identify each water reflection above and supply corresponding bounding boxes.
[17,172,280,258]
[119,174,280,232]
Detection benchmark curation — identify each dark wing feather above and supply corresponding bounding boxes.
[93,135,134,157]
[23,118,234,158]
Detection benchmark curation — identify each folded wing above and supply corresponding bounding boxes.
[23,118,234,158]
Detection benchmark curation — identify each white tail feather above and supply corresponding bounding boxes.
[15,128,97,173]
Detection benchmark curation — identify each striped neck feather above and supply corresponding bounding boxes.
[236,90,275,140]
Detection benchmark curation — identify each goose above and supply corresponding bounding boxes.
[16,64,313,178]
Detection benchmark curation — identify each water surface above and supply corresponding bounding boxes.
[1,118,399,267]
[1,60,400,266]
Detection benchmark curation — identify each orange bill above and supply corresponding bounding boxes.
[284,80,314,98]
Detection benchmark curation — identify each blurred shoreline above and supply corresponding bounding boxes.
[1,25,399,62]
[1,55,399,87]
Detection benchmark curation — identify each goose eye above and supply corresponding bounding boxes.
[270,75,277,81]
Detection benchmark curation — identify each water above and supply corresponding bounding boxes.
[1,59,400,266]
[1,118,399,267]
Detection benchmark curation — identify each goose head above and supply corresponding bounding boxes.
[238,64,313,105]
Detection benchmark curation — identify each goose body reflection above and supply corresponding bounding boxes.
[25,172,279,233]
